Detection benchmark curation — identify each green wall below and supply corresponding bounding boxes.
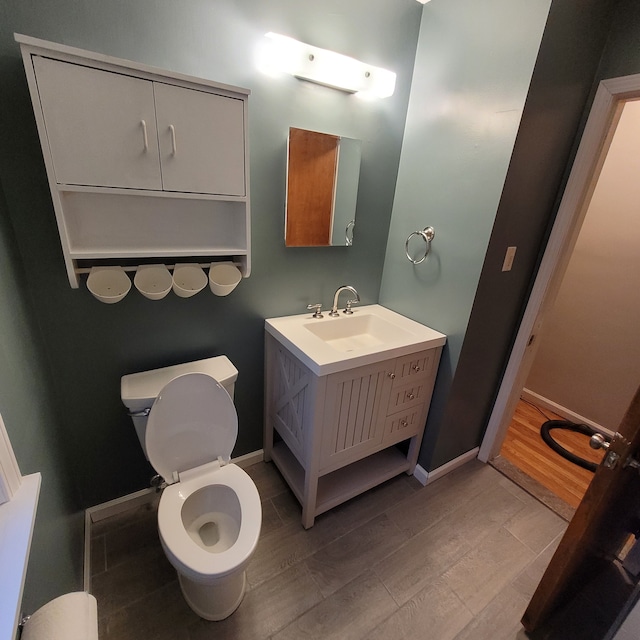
[0,179,83,611]
[0,0,421,511]
[426,0,620,469]
[378,0,551,469]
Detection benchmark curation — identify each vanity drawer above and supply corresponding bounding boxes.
[391,350,436,387]
[386,379,431,415]
[384,405,425,445]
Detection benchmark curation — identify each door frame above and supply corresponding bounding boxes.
[479,72,640,463]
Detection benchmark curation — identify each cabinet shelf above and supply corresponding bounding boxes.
[271,441,410,519]
[69,248,249,260]
[58,184,248,203]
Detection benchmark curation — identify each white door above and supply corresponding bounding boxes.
[34,57,162,190]
[154,82,245,196]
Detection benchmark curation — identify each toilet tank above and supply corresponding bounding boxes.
[120,356,238,459]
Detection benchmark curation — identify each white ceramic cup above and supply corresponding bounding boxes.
[134,265,173,300]
[209,263,242,296]
[86,267,131,304]
[172,264,208,298]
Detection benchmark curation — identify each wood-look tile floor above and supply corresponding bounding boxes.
[90,460,573,640]
[499,400,605,509]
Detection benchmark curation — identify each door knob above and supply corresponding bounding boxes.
[590,433,610,451]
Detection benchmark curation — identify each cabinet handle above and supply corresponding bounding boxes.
[412,365,421,372]
[400,420,408,428]
[406,392,415,400]
[169,124,177,156]
[140,120,149,151]
[388,372,396,379]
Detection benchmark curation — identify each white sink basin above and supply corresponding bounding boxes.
[304,313,414,352]
[265,304,446,376]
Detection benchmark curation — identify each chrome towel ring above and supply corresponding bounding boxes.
[405,226,435,264]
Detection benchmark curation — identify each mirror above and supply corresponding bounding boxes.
[285,127,361,247]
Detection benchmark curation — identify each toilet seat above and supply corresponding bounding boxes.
[146,372,261,584]
[158,462,261,582]
[146,372,237,481]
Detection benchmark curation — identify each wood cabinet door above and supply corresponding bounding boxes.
[154,83,245,196]
[33,57,162,190]
[522,386,640,633]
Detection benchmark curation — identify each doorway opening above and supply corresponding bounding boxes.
[480,74,640,518]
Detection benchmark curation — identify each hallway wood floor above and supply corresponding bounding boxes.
[499,400,605,509]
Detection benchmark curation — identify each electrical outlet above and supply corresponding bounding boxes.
[502,246,517,272]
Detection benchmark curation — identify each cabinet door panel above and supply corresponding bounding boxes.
[320,362,391,472]
[33,57,162,190]
[154,83,245,196]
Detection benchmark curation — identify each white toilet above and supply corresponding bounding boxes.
[120,356,262,621]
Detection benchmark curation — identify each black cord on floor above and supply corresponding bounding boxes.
[519,396,554,422]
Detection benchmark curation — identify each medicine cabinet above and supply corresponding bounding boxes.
[16,34,251,288]
[285,128,361,247]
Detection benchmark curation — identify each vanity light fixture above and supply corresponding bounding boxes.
[260,32,396,99]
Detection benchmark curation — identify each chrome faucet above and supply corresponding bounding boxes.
[330,285,360,316]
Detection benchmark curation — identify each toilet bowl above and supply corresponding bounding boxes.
[120,359,261,620]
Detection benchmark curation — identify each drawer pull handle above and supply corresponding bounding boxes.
[407,392,415,400]
[140,120,149,151]
[388,372,396,379]
[412,365,421,372]
[400,420,408,428]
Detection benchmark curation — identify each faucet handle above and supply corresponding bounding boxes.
[344,299,359,314]
[307,303,323,319]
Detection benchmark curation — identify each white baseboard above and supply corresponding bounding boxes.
[87,487,156,524]
[230,449,264,469]
[413,447,480,487]
[83,448,264,589]
[521,389,614,438]
[413,464,429,486]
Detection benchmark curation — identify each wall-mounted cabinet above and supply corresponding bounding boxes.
[16,34,251,288]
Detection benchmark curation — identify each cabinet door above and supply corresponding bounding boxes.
[320,361,392,472]
[33,57,162,190]
[154,82,245,196]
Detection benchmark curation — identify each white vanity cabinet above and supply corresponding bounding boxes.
[17,34,250,287]
[264,332,442,528]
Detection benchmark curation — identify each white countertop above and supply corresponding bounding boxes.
[0,473,41,640]
[265,304,446,376]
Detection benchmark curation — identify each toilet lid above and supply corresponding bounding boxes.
[145,372,238,481]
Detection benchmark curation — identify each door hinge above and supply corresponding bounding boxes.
[624,456,640,472]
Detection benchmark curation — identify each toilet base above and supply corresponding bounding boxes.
[178,569,247,621]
